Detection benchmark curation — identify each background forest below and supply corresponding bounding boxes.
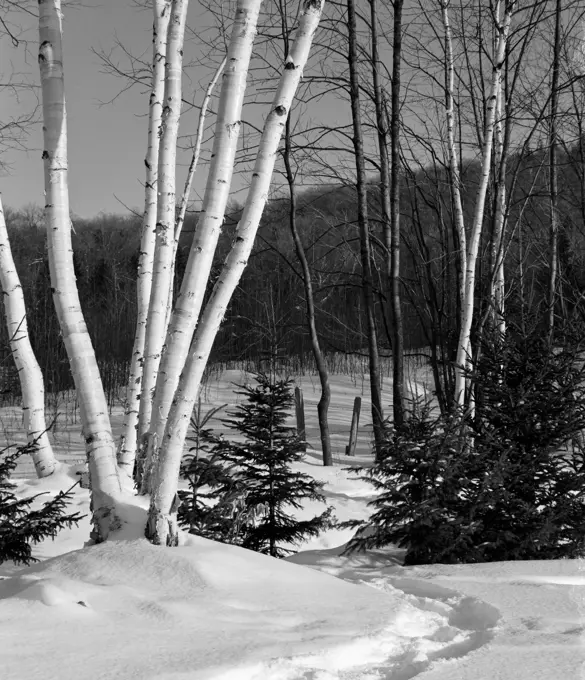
[3,140,585,403]
[4,1,585,425]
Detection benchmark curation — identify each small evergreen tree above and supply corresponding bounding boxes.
[177,400,251,544]
[468,328,585,560]
[342,404,481,564]
[0,444,84,565]
[344,327,585,565]
[219,373,332,557]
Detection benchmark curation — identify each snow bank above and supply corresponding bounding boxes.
[0,535,435,680]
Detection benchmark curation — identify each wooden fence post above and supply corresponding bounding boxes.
[345,396,361,456]
[295,386,306,450]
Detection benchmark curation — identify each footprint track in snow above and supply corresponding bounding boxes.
[345,576,500,679]
[236,573,501,680]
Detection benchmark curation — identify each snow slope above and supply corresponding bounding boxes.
[1,370,585,678]
[1,463,584,679]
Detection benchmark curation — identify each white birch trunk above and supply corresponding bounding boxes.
[38,0,122,541]
[138,0,189,453]
[146,0,325,545]
[118,0,172,475]
[140,0,262,493]
[0,194,57,478]
[492,88,506,338]
[453,0,516,408]
[175,56,227,250]
[441,0,467,313]
[161,55,227,385]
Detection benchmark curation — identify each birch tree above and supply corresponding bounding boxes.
[453,0,516,408]
[38,0,122,541]
[146,0,326,545]
[0,193,57,478]
[118,0,172,474]
[440,0,467,333]
[490,87,507,338]
[140,0,263,492]
[138,0,189,458]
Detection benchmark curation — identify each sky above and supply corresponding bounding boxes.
[1,0,226,218]
[2,1,570,221]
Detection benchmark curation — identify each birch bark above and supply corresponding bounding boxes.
[0,194,57,478]
[38,0,122,541]
[441,0,467,339]
[146,0,325,545]
[174,56,227,246]
[162,55,227,373]
[453,0,516,408]
[138,0,189,458]
[118,0,171,475]
[491,88,506,338]
[141,0,262,493]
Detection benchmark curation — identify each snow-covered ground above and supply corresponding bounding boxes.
[1,370,584,679]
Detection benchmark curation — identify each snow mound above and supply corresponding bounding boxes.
[0,535,502,680]
[0,537,408,679]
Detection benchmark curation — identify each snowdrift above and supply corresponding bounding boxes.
[0,536,418,679]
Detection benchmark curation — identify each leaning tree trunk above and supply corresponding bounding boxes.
[146,0,325,546]
[138,0,189,457]
[174,56,227,246]
[453,0,516,409]
[0,194,57,478]
[162,55,227,380]
[118,0,171,475]
[284,116,333,466]
[38,0,122,541]
[277,0,332,466]
[347,0,385,456]
[140,0,263,494]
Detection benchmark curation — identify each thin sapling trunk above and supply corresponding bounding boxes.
[0,193,57,478]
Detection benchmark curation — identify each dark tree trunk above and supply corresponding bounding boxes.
[370,0,405,430]
[547,0,562,342]
[279,4,333,466]
[347,0,385,457]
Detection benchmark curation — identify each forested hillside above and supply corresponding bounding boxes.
[4,137,585,399]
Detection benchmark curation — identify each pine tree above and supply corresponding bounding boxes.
[342,403,478,564]
[177,400,249,544]
[220,373,332,557]
[343,326,585,565]
[468,326,585,561]
[0,444,84,565]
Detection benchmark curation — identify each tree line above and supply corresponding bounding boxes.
[2,134,585,399]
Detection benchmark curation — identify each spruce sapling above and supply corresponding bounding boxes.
[221,373,332,557]
[343,327,585,564]
[0,444,84,565]
[177,400,250,544]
